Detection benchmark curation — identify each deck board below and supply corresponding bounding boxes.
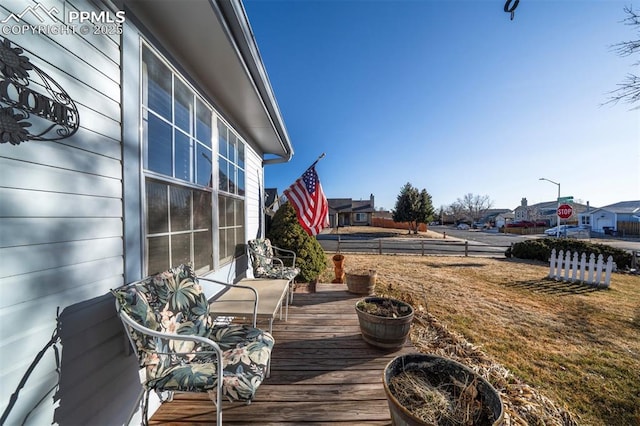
[149,283,415,425]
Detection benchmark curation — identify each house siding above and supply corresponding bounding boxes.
[1,1,284,424]
[0,0,126,424]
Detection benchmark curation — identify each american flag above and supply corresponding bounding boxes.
[283,166,329,236]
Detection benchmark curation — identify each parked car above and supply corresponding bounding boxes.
[544,225,583,237]
[456,223,470,230]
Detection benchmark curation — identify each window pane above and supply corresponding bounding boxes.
[147,114,172,176]
[218,120,228,158]
[237,142,245,169]
[236,199,245,227]
[174,130,191,181]
[219,228,228,260]
[225,229,235,261]
[229,133,236,163]
[218,157,229,192]
[196,143,213,187]
[237,169,245,196]
[228,165,237,195]
[174,79,193,133]
[170,186,191,231]
[142,48,171,120]
[196,99,211,143]
[171,233,191,267]
[218,195,226,227]
[194,191,212,230]
[194,230,212,271]
[148,236,169,275]
[225,197,234,228]
[146,180,168,234]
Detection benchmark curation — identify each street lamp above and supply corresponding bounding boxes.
[539,177,561,237]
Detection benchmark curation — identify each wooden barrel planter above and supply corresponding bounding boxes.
[355,296,414,349]
[383,353,504,426]
[345,269,377,295]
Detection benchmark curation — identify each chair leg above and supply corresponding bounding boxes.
[142,389,150,426]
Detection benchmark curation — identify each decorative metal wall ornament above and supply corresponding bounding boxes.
[0,37,79,145]
[504,0,520,20]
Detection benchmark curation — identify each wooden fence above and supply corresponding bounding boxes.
[548,249,614,287]
[617,221,640,237]
[371,217,427,232]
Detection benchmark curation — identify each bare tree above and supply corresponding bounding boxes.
[453,193,494,223]
[607,6,640,108]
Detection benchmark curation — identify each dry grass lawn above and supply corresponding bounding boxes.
[319,248,640,425]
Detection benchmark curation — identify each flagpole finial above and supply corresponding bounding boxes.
[311,153,326,168]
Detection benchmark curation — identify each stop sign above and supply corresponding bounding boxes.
[557,204,573,219]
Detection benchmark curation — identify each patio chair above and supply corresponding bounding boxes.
[111,264,274,426]
[247,238,300,303]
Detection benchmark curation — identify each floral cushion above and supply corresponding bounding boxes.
[112,264,275,402]
[248,239,300,280]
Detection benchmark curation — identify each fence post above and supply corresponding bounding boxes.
[421,240,424,256]
[603,256,614,287]
[337,234,341,253]
[548,248,557,278]
[570,252,579,282]
[378,239,382,255]
[464,241,469,257]
[563,251,571,281]
[595,254,604,285]
[587,253,596,284]
[579,253,587,282]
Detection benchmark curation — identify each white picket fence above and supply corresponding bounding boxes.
[548,249,614,287]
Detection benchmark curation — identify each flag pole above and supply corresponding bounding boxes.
[309,152,326,169]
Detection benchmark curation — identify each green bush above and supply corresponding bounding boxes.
[267,202,327,282]
[507,238,633,269]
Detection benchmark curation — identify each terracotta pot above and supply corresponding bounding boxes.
[332,254,345,269]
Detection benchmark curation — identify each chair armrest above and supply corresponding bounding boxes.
[271,245,297,267]
[199,277,259,327]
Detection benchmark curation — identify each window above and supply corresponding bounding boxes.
[218,119,246,262]
[141,43,215,275]
[354,213,367,222]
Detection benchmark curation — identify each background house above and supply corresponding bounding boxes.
[581,200,640,236]
[328,194,375,227]
[0,1,293,424]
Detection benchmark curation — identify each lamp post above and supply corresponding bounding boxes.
[539,177,561,237]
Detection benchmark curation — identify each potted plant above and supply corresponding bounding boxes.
[345,269,377,295]
[355,296,414,349]
[383,353,504,425]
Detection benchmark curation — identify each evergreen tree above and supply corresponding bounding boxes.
[392,183,434,233]
[267,202,326,282]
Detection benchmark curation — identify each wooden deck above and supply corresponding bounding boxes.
[150,283,415,425]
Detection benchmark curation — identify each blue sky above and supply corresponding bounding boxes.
[244,0,639,212]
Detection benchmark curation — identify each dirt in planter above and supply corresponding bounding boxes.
[388,369,495,426]
[357,298,411,318]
